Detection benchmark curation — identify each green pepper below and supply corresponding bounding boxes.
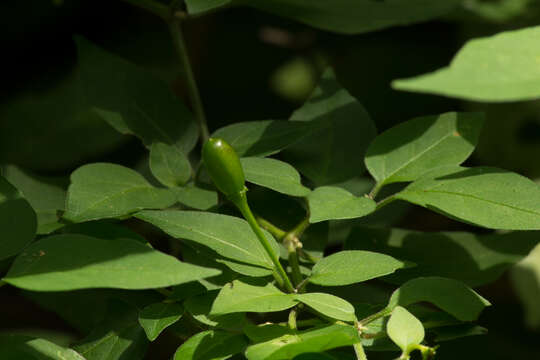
[202,138,246,202]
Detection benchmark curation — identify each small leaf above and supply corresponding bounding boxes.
[173,330,247,360]
[294,293,356,322]
[308,186,376,223]
[396,167,540,230]
[3,234,220,291]
[210,280,297,315]
[0,335,86,360]
[244,324,359,360]
[283,70,377,185]
[310,250,406,286]
[138,302,184,341]
[185,290,247,330]
[173,185,218,210]
[365,112,484,186]
[393,26,540,102]
[212,120,316,157]
[136,210,280,269]
[150,142,192,187]
[241,157,310,197]
[2,165,66,234]
[387,306,425,354]
[74,299,148,360]
[64,163,176,223]
[388,277,491,321]
[0,175,37,260]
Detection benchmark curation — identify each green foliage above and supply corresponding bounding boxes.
[2,2,540,360]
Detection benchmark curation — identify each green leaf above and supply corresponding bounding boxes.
[284,70,376,185]
[393,26,540,102]
[387,306,425,354]
[241,157,310,197]
[345,227,540,287]
[431,324,488,342]
[64,163,176,223]
[388,277,491,321]
[184,290,247,330]
[244,324,359,360]
[243,323,292,343]
[0,335,86,360]
[150,142,192,187]
[185,0,232,15]
[173,330,247,360]
[237,0,461,35]
[74,299,148,360]
[365,112,484,186]
[2,165,66,234]
[294,293,356,322]
[3,234,220,291]
[210,280,297,315]
[138,302,184,341]
[511,243,540,328]
[212,120,316,157]
[75,36,199,154]
[396,167,540,230]
[0,175,37,260]
[136,210,279,269]
[308,186,376,223]
[310,250,406,286]
[173,185,218,210]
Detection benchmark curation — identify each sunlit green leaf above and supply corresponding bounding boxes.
[387,306,425,354]
[308,186,376,223]
[294,293,356,322]
[173,330,247,360]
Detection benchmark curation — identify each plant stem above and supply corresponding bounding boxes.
[119,0,170,18]
[287,249,303,286]
[375,195,397,211]
[368,182,383,200]
[256,216,287,240]
[283,215,310,286]
[353,342,368,360]
[236,193,295,293]
[168,20,210,145]
[359,307,393,326]
[278,318,323,328]
[288,308,298,330]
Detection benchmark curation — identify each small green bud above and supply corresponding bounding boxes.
[202,138,246,200]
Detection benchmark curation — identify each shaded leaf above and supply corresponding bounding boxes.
[185,290,247,330]
[0,175,37,260]
[173,185,218,210]
[432,324,488,342]
[511,243,540,328]
[185,0,232,15]
[3,234,220,291]
[64,163,176,223]
[173,330,247,360]
[393,26,540,102]
[365,112,484,186]
[396,167,540,230]
[388,277,490,321]
[308,186,376,223]
[150,142,192,187]
[294,293,356,322]
[310,250,406,286]
[0,335,85,360]
[387,306,425,354]
[241,157,310,197]
[138,302,184,341]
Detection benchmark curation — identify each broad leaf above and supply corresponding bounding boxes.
[212,120,315,157]
[365,112,484,186]
[76,36,199,153]
[210,280,297,315]
[0,175,37,260]
[310,250,406,286]
[237,0,461,35]
[294,293,356,322]
[185,0,232,15]
[136,210,279,269]
[387,306,425,354]
[138,302,184,341]
[244,324,359,360]
[308,186,376,223]
[388,277,490,321]
[241,157,310,197]
[64,163,176,223]
[150,142,192,187]
[345,227,539,287]
[243,323,292,343]
[173,330,247,360]
[396,167,540,230]
[393,26,540,102]
[185,290,247,330]
[284,70,376,185]
[173,185,218,210]
[74,299,148,360]
[2,165,66,234]
[3,234,220,291]
[0,335,85,360]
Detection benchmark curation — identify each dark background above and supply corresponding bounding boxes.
[1,0,540,359]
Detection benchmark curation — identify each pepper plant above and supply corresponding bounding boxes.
[1,1,540,360]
